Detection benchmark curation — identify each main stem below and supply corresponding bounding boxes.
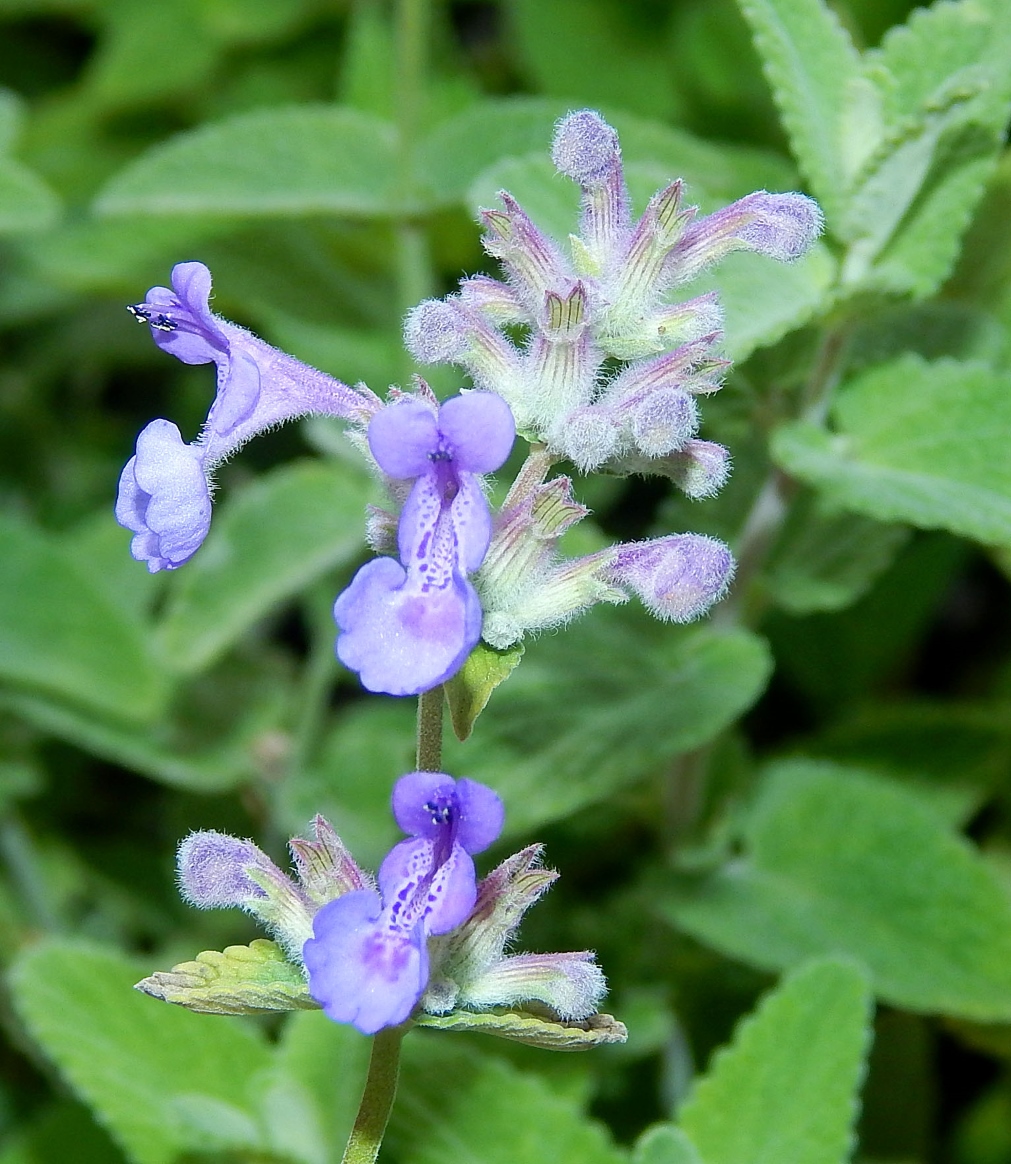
[416,685,444,770]
[340,1026,407,1164]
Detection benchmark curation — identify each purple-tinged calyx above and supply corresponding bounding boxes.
[334,390,516,696]
[177,830,317,959]
[424,844,605,1020]
[303,771,505,1034]
[116,261,379,573]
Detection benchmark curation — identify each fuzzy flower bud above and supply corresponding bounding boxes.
[551,109,621,186]
[607,535,735,622]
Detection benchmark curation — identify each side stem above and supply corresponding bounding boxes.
[340,1025,407,1164]
[416,686,444,771]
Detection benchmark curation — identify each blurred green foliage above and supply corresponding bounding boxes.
[1,0,1011,1161]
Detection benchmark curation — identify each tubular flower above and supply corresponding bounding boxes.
[334,390,515,696]
[116,261,379,572]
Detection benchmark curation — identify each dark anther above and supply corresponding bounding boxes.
[150,314,178,332]
[427,449,453,462]
[127,304,151,322]
[423,799,453,825]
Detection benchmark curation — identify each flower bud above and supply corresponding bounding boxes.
[551,110,621,186]
[607,534,735,622]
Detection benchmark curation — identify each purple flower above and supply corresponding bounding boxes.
[334,391,515,696]
[303,771,504,1034]
[117,261,377,572]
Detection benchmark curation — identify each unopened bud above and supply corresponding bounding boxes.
[608,534,735,622]
[551,110,621,187]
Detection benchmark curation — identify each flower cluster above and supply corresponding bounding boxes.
[173,771,607,1036]
[405,109,821,479]
[115,110,822,695]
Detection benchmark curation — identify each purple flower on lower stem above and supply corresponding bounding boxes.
[303,771,504,1034]
[116,261,377,572]
[334,390,515,696]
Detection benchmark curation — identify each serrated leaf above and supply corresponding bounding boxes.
[137,940,317,1016]
[157,459,370,675]
[95,105,402,218]
[390,1040,625,1164]
[413,1008,627,1051]
[766,492,910,614]
[735,0,862,225]
[9,941,272,1164]
[444,614,773,836]
[662,761,1011,1020]
[0,516,168,723]
[772,355,1011,545]
[444,641,524,741]
[677,958,872,1164]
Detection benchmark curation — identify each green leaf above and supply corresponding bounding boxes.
[633,1125,702,1164]
[271,1012,370,1164]
[841,1,1011,295]
[95,105,401,218]
[735,0,862,224]
[444,614,773,836]
[413,1008,628,1051]
[1,643,287,792]
[157,459,370,675]
[136,940,317,1016]
[772,356,1011,545]
[9,941,273,1164]
[766,492,910,614]
[390,1040,625,1164]
[444,641,524,741]
[662,760,1011,1020]
[697,243,835,362]
[0,1101,127,1164]
[429,96,796,211]
[0,516,167,723]
[508,0,680,122]
[677,958,872,1164]
[0,161,60,232]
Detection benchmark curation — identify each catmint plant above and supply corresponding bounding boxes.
[118,109,822,1163]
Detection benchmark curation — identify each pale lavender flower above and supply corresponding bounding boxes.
[303,771,504,1034]
[334,391,515,696]
[117,261,378,572]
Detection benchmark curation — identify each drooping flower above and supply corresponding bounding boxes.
[116,261,379,572]
[303,771,504,1034]
[334,390,515,696]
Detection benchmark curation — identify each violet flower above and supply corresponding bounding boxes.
[334,391,515,696]
[116,261,377,572]
[303,771,504,1034]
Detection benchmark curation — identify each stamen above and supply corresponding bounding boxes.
[423,799,454,826]
[150,314,178,332]
[127,305,151,322]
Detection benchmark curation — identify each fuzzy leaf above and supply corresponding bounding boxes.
[136,940,317,1016]
[0,516,168,724]
[157,459,370,675]
[444,641,524,741]
[772,356,1011,545]
[391,1040,625,1164]
[663,761,1011,1020]
[677,958,872,1164]
[444,616,773,836]
[766,493,910,614]
[734,0,862,225]
[95,105,402,217]
[413,1008,627,1051]
[9,941,272,1164]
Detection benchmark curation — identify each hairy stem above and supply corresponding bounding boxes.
[341,1025,406,1164]
[416,686,444,771]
